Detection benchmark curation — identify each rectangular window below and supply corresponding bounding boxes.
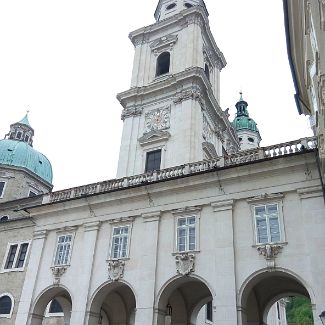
[145,150,161,172]
[206,301,213,322]
[54,235,73,266]
[255,204,280,244]
[177,216,196,252]
[0,181,6,198]
[2,242,29,271]
[111,226,129,259]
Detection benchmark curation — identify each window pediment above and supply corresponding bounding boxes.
[139,130,171,146]
[150,34,178,54]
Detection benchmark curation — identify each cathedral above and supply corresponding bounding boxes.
[0,1,324,325]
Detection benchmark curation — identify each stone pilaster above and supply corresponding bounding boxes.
[15,230,47,325]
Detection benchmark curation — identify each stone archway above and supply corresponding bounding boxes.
[238,270,314,325]
[29,286,72,325]
[156,276,213,325]
[87,281,136,325]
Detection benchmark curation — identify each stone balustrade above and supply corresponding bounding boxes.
[48,137,317,203]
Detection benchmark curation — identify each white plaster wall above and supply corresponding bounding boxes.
[15,152,325,325]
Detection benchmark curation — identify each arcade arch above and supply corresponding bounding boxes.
[29,286,72,325]
[87,281,136,325]
[239,270,314,325]
[156,276,213,325]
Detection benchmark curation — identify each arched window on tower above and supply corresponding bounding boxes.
[204,64,210,81]
[156,52,171,76]
[0,294,13,317]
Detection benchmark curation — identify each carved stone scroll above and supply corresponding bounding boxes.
[51,266,67,285]
[257,244,284,269]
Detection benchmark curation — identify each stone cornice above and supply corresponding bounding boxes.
[129,7,226,69]
[142,211,161,222]
[246,193,284,203]
[171,205,202,215]
[211,200,234,212]
[83,221,101,232]
[108,216,135,224]
[297,186,323,199]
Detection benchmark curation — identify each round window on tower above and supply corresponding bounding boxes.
[166,3,177,10]
[184,3,193,8]
[248,137,255,143]
[239,137,242,142]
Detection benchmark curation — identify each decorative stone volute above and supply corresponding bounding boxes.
[175,253,195,276]
[51,266,67,285]
[107,260,125,281]
[257,244,284,269]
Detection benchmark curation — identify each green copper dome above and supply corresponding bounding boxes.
[232,95,260,134]
[0,114,53,184]
[0,139,53,184]
[233,116,259,132]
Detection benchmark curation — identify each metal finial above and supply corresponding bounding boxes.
[239,91,243,101]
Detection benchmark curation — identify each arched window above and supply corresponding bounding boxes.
[0,216,9,222]
[204,64,210,81]
[156,52,171,76]
[0,294,13,317]
[49,299,63,314]
[166,3,176,10]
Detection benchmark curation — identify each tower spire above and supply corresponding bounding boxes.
[232,95,261,151]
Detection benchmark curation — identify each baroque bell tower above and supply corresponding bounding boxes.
[116,0,239,178]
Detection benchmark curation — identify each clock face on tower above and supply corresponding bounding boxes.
[145,107,171,132]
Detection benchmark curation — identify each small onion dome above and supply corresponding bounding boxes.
[232,93,260,134]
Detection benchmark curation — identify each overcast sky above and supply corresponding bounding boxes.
[0,0,313,190]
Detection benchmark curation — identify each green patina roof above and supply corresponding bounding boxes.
[232,115,259,132]
[18,114,32,127]
[232,96,260,134]
[0,139,53,184]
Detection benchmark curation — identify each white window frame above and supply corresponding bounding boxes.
[142,145,166,173]
[1,241,31,273]
[251,201,286,245]
[172,207,201,254]
[0,181,7,199]
[175,215,197,252]
[109,224,131,260]
[0,293,14,318]
[52,233,74,267]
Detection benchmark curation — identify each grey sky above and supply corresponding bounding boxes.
[0,0,312,190]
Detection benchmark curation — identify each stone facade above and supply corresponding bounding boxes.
[6,150,323,325]
[0,1,324,325]
[284,0,325,190]
[0,166,51,205]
